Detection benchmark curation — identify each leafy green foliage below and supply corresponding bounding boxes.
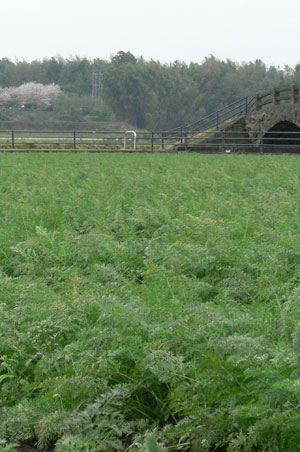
[1,154,300,451]
[0,54,300,128]
[0,440,18,452]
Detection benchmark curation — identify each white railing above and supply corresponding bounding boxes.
[124,131,137,151]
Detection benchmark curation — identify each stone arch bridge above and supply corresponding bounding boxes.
[160,85,300,152]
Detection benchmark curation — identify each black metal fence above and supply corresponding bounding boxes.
[0,130,151,151]
[151,130,300,153]
[0,130,300,153]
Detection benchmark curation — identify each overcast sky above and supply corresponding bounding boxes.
[1,0,299,68]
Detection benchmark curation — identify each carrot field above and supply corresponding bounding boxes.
[1,154,300,451]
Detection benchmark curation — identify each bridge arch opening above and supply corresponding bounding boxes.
[263,121,300,146]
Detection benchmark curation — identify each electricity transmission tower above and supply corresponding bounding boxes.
[92,72,104,104]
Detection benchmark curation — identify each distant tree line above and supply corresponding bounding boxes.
[0,51,299,129]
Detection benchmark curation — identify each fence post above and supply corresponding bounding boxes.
[245,97,248,115]
[151,132,154,152]
[260,131,263,154]
[161,133,165,150]
[216,111,219,129]
[255,95,262,111]
[184,130,188,151]
[73,131,76,150]
[273,88,280,105]
[180,127,183,144]
[11,130,15,149]
[292,85,299,105]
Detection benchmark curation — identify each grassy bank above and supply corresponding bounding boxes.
[1,154,300,451]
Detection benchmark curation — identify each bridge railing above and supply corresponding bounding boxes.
[255,85,300,110]
[153,96,256,144]
[188,96,257,135]
[156,84,300,143]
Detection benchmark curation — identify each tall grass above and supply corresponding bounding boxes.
[1,154,300,451]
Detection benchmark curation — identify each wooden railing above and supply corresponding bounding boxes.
[255,85,300,110]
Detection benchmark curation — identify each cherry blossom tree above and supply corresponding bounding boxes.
[0,82,61,108]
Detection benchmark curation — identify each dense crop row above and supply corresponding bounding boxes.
[1,154,300,451]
